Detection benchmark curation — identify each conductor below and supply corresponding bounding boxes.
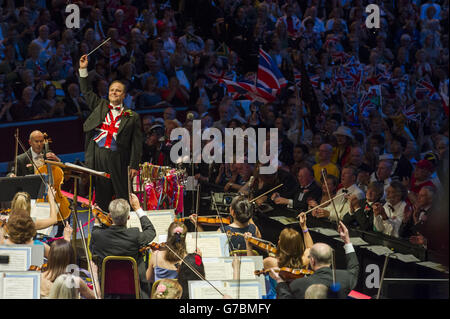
[78,55,143,211]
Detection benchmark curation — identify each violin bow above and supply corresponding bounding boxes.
[14,128,19,176]
[321,169,340,230]
[210,191,236,252]
[376,252,393,299]
[249,183,284,204]
[14,135,68,226]
[195,183,200,253]
[74,211,99,299]
[331,248,337,287]
[163,244,225,297]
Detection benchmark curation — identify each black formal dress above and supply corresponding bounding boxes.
[90,214,156,299]
[79,75,143,211]
[276,250,359,299]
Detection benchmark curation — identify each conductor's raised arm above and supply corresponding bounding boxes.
[78,55,101,111]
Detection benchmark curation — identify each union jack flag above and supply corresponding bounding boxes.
[257,48,286,92]
[110,50,120,68]
[366,65,391,86]
[309,74,319,88]
[359,85,381,117]
[293,68,302,86]
[401,104,418,122]
[93,109,123,151]
[415,80,440,100]
[331,51,350,65]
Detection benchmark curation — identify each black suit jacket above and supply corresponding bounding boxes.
[90,215,156,297]
[292,181,323,212]
[276,251,359,299]
[7,149,34,177]
[79,75,143,170]
[7,148,55,177]
[343,201,374,232]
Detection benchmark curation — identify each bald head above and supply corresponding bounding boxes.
[29,130,45,154]
[309,243,332,270]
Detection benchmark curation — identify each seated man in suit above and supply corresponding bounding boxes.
[274,221,360,299]
[8,130,60,177]
[271,165,322,212]
[90,193,156,299]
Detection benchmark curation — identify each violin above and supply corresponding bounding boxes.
[36,133,71,221]
[92,206,113,227]
[0,208,11,215]
[226,231,277,254]
[139,242,166,253]
[254,267,314,281]
[175,215,232,227]
[28,263,48,272]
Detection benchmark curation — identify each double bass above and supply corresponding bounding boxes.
[36,133,71,221]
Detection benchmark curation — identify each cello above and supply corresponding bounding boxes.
[36,133,71,221]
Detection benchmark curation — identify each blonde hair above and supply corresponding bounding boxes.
[277,228,305,269]
[11,192,31,214]
[48,274,80,299]
[151,279,182,299]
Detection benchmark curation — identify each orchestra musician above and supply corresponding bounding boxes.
[89,194,156,299]
[190,195,262,252]
[7,130,60,177]
[146,222,188,283]
[78,54,143,212]
[274,222,360,299]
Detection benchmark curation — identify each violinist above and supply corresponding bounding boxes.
[257,212,313,275]
[41,239,100,299]
[1,209,72,259]
[274,222,360,299]
[146,222,188,283]
[10,190,58,231]
[89,193,156,299]
[245,162,298,208]
[245,212,312,298]
[270,165,322,212]
[7,130,60,177]
[190,195,262,252]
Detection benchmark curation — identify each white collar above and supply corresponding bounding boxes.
[31,148,42,159]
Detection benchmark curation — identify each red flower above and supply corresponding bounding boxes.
[195,254,202,266]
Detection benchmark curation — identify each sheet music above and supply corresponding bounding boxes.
[309,227,340,237]
[126,211,142,231]
[189,280,260,299]
[391,253,420,263]
[145,210,174,243]
[186,236,222,257]
[203,262,234,280]
[364,245,395,256]
[30,201,53,236]
[416,261,449,273]
[64,162,108,177]
[0,247,31,271]
[334,237,369,246]
[1,272,40,299]
[269,216,298,225]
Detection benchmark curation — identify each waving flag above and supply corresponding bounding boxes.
[257,48,286,91]
[415,80,440,100]
[401,104,419,122]
[359,85,381,117]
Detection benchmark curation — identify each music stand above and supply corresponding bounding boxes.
[44,160,110,261]
[0,175,46,201]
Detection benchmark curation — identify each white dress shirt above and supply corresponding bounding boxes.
[373,200,407,238]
